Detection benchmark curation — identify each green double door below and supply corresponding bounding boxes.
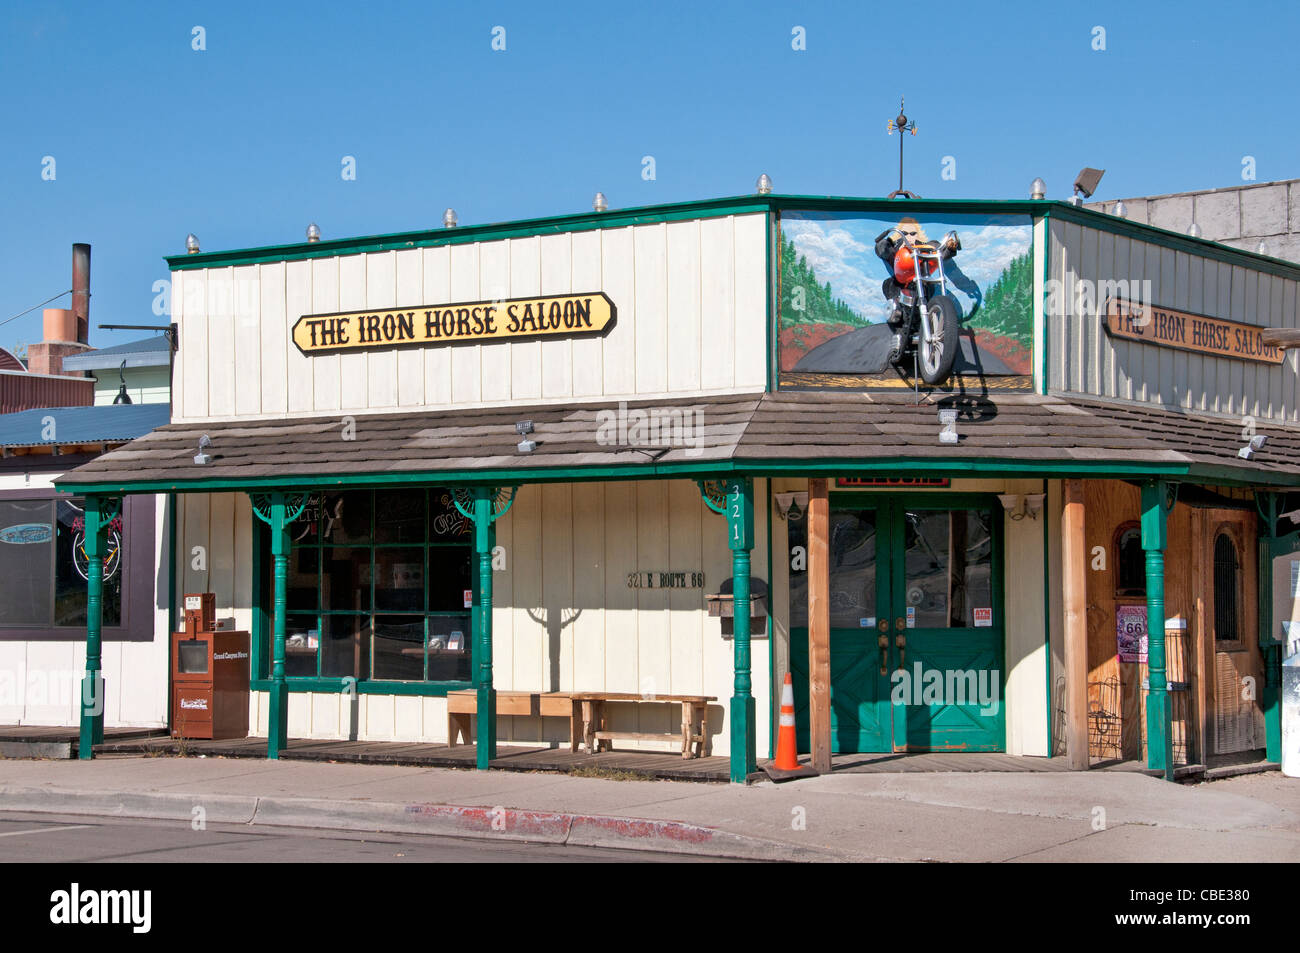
[791,496,1005,753]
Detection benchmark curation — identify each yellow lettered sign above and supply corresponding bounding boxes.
[291,292,616,355]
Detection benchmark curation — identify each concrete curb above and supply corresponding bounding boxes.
[0,785,837,862]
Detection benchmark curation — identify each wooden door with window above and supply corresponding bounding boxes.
[1201,510,1264,757]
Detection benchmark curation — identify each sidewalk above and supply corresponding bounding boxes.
[1,754,1298,862]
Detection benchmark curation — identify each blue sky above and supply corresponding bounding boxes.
[1,0,1296,354]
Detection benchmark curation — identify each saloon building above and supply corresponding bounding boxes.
[57,190,1300,781]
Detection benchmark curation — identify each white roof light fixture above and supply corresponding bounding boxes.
[194,434,212,466]
[306,223,321,242]
[938,408,959,445]
[756,173,773,195]
[593,192,608,212]
[1188,222,1202,238]
[1113,201,1128,218]
[185,233,201,254]
[1030,178,1046,200]
[443,208,458,228]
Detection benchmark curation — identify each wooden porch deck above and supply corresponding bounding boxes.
[0,725,167,760]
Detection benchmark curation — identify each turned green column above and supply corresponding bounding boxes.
[1257,496,1286,764]
[473,488,497,769]
[1141,481,1173,780]
[267,493,290,759]
[726,478,756,783]
[78,495,108,759]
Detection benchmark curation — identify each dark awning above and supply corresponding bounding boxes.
[53,391,1300,493]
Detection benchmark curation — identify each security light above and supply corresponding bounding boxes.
[515,420,534,435]
[1030,178,1046,200]
[517,438,536,453]
[306,223,321,242]
[185,233,200,254]
[774,491,808,520]
[1188,222,1202,238]
[756,173,773,195]
[1073,167,1105,200]
[443,208,458,228]
[1238,434,1267,459]
[593,192,608,212]
[194,434,212,466]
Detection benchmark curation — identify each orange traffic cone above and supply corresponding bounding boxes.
[774,672,800,771]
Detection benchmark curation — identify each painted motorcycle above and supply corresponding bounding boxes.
[878,228,963,386]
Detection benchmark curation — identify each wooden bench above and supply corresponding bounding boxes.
[570,692,716,759]
[446,690,578,748]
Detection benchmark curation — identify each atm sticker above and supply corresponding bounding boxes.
[973,608,993,627]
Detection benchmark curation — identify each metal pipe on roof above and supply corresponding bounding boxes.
[72,243,90,344]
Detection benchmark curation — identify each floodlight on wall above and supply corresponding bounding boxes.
[1113,201,1128,218]
[774,491,809,520]
[515,420,534,435]
[756,173,773,195]
[443,208,458,228]
[938,408,959,445]
[1030,177,1046,200]
[517,438,536,453]
[306,223,321,242]
[185,233,201,254]
[1188,222,1202,238]
[1238,434,1267,460]
[194,434,212,466]
[593,192,608,212]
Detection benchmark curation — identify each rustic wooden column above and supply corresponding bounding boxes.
[807,478,832,773]
[1061,480,1090,770]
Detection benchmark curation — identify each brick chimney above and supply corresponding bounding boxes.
[27,243,92,376]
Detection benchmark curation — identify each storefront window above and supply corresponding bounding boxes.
[0,497,122,628]
[263,488,473,683]
[1213,532,1240,642]
[903,509,993,629]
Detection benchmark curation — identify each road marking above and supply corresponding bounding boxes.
[0,824,94,838]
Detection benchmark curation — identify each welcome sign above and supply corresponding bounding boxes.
[292,292,615,355]
[1104,296,1284,365]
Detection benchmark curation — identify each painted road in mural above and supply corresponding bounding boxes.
[779,211,1034,387]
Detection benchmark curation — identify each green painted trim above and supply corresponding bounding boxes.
[765,478,775,761]
[168,196,772,271]
[168,191,1299,286]
[1039,210,1052,396]
[1140,481,1174,780]
[250,513,267,680]
[249,677,470,697]
[78,494,108,758]
[59,455,1208,496]
[765,210,775,393]
[1042,478,1053,758]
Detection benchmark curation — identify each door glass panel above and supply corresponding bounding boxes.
[903,509,993,628]
[828,510,877,629]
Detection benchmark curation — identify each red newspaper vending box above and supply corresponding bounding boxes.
[171,594,250,740]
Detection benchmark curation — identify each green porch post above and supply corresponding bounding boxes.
[727,478,756,783]
[267,493,290,759]
[1141,481,1173,780]
[78,495,109,758]
[473,487,497,770]
[1258,495,1285,764]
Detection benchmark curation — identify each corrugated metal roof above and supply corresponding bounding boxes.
[0,403,170,447]
[62,335,170,371]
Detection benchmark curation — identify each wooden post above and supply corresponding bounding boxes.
[807,478,832,773]
[1061,479,1090,770]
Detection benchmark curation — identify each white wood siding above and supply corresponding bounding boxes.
[171,214,768,422]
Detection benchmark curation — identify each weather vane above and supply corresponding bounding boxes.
[886,95,918,199]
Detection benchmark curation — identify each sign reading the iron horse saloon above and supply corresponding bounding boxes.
[292,292,615,355]
[1104,296,1284,365]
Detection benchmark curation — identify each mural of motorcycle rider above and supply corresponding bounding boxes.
[874,217,923,363]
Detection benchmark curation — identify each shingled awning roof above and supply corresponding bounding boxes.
[54,390,1300,493]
